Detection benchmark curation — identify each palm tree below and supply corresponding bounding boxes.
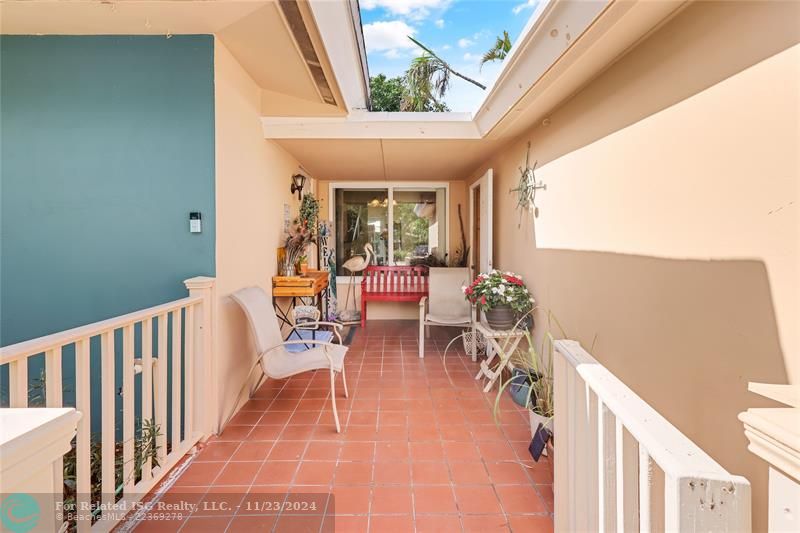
[402,53,450,111]
[402,36,486,112]
[480,30,512,71]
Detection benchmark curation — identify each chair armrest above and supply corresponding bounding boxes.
[294,321,344,330]
[419,296,428,307]
[287,321,344,344]
[264,340,342,369]
[264,339,342,354]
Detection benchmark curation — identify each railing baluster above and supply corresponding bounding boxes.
[615,418,626,533]
[155,314,168,466]
[566,358,577,532]
[45,347,64,528]
[122,325,135,491]
[0,286,214,533]
[100,331,116,510]
[585,384,600,530]
[75,339,92,532]
[184,305,195,441]
[45,348,63,407]
[638,447,652,532]
[598,402,616,532]
[171,309,182,451]
[141,318,153,480]
[9,358,28,407]
[663,473,680,531]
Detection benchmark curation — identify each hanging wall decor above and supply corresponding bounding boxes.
[510,141,547,225]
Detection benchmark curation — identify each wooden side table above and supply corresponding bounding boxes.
[474,320,525,393]
[271,270,330,329]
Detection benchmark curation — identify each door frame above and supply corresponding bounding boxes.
[469,168,493,278]
[327,181,450,284]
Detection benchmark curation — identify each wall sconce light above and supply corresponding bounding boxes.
[290,173,307,200]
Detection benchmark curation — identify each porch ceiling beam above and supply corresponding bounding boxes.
[478,0,688,140]
[261,111,480,140]
[473,0,613,137]
[307,0,370,112]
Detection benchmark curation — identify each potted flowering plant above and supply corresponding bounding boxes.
[463,270,533,330]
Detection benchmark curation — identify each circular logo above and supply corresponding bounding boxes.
[1,493,40,533]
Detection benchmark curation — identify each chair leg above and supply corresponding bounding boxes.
[330,368,341,433]
[418,319,425,359]
[341,367,349,398]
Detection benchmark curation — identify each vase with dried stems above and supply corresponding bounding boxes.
[284,218,314,276]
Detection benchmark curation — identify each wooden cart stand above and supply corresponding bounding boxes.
[271,270,330,329]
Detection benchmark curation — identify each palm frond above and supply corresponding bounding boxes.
[480,30,513,71]
[402,53,450,112]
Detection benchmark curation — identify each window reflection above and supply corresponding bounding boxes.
[334,189,389,276]
[393,188,447,265]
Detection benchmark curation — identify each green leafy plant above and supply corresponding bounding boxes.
[62,418,162,529]
[462,270,534,312]
[298,193,320,233]
[402,36,486,112]
[370,74,405,111]
[492,309,565,426]
[480,30,512,70]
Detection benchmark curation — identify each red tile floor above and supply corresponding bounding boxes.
[131,321,553,532]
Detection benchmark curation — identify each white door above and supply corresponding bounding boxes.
[470,168,493,277]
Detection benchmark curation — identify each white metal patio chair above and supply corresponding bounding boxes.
[419,267,475,358]
[231,286,349,432]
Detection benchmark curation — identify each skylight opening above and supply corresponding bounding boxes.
[359,0,547,113]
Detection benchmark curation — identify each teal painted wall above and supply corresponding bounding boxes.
[0,35,216,347]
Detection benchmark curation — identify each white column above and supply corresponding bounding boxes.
[0,408,81,532]
[740,383,800,532]
[183,276,218,437]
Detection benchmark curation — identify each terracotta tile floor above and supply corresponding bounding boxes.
[131,321,553,532]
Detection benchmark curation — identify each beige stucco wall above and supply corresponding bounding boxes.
[316,179,468,319]
[213,38,301,429]
[465,2,799,529]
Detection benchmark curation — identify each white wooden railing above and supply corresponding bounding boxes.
[554,340,751,532]
[0,276,215,532]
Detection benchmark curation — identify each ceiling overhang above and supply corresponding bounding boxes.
[262,110,478,139]
[262,0,687,141]
[307,0,370,111]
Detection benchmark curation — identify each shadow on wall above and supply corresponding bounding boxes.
[476,3,799,529]
[522,247,787,527]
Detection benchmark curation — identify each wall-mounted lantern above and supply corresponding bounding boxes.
[290,173,307,200]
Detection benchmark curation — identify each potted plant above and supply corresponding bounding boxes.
[462,270,534,330]
[297,254,309,276]
[494,309,563,463]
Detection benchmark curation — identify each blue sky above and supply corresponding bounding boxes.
[360,0,540,112]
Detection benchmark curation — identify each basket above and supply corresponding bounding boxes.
[462,329,486,356]
[293,305,320,329]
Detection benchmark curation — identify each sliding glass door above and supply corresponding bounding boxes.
[332,184,448,277]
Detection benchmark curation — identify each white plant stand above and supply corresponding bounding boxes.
[473,320,525,392]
